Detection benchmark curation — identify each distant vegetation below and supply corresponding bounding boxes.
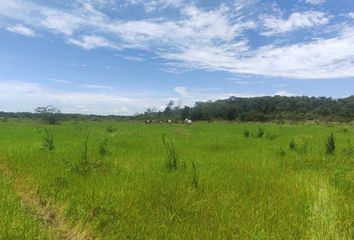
[0,108,131,122]
[140,95,354,122]
[1,96,354,123]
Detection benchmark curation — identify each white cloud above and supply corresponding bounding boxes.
[67,35,120,50]
[174,86,188,96]
[303,0,326,5]
[80,84,114,90]
[261,11,330,36]
[0,1,354,80]
[122,56,145,62]
[0,80,159,115]
[162,26,354,79]
[47,78,71,84]
[349,13,354,19]
[237,27,354,79]
[6,24,36,37]
[0,80,286,115]
[126,0,183,12]
[274,90,295,96]
[40,8,85,35]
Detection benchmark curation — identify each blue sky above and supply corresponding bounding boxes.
[0,0,354,115]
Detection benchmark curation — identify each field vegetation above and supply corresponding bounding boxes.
[0,121,353,239]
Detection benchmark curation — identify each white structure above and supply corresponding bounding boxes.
[187,119,192,125]
[167,119,172,124]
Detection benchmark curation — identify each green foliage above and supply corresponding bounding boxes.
[326,133,336,155]
[98,138,110,157]
[289,139,296,150]
[73,129,91,174]
[138,95,354,122]
[106,125,116,133]
[276,147,286,157]
[289,137,308,153]
[191,162,199,188]
[243,129,250,138]
[162,134,179,171]
[41,128,55,151]
[256,127,265,138]
[0,122,353,239]
[35,105,61,125]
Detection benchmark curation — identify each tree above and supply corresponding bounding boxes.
[35,105,61,125]
[139,96,354,123]
[164,101,174,113]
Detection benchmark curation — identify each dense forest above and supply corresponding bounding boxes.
[139,95,354,122]
[1,96,354,123]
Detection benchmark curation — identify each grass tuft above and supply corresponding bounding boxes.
[326,133,336,155]
[256,127,265,138]
[41,128,55,151]
[191,161,199,188]
[98,138,110,157]
[243,129,250,138]
[162,134,179,171]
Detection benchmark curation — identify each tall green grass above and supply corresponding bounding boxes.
[0,121,352,239]
[0,174,53,239]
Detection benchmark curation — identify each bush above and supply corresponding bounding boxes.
[106,125,116,133]
[99,138,110,157]
[162,135,179,171]
[243,130,250,138]
[35,106,61,125]
[191,162,199,188]
[326,133,335,155]
[276,147,286,157]
[256,127,265,138]
[72,130,91,174]
[42,128,55,151]
[289,139,296,150]
[289,137,307,153]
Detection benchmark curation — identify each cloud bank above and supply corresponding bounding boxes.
[0,0,353,80]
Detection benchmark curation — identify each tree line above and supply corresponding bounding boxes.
[138,95,354,122]
[1,96,354,123]
[0,105,131,124]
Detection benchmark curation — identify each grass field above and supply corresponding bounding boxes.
[0,121,353,239]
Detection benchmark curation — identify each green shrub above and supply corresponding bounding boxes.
[191,162,199,188]
[73,130,91,174]
[289,137,307,153]
[35,106,61,125]
[162,135,179,171]
[106,125,116,133]
[289,139,296,150]
[99,138,110,157]
[243,130,250,138]
[256,127,265,138]
[276,147,286,157]
[326,133,335,155]
[41,128,55,151]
